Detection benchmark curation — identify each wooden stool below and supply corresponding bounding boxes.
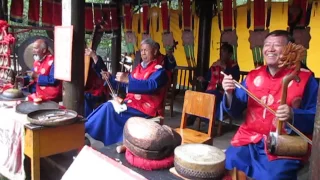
[24,121,85,180]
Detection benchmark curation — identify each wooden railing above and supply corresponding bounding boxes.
[175,66,196,92]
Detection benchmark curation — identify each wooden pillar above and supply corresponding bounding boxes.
[309,83,320,179]
[0,0,8,21]
[110,2,122,75]
[62,0,85,115]
[196,0,213,90]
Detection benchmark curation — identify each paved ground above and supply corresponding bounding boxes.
[33,94,238,180]
[2,93,308,179]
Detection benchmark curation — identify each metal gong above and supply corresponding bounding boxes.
[17,36,54,72]
[16,100,59,114]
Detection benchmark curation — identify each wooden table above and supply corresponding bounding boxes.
[24,122,85,180]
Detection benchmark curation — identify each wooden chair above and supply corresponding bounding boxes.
[174,90,216,144]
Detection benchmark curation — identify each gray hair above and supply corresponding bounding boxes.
[140,38,156,48]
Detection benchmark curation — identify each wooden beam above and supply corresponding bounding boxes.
[62,0,85,115]
[110,1,122,75]
[309,81,320,178]
[196,0,213,90]
[8,25,54,31]
[0,0,8,21]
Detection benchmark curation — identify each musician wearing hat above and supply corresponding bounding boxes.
[24,39,62,102]
[221,30,318,179]
[83,48,109,117]
[85,38,168,146]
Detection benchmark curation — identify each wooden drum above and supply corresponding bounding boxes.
[123,117,181,160]
[174,144,226,180]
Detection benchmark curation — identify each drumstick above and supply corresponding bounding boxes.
[220,71,312,145]
[116,145,126,153]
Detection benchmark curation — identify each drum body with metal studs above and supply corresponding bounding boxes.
[123,116,181,160]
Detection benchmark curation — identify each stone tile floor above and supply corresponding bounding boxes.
[0,93,309,179]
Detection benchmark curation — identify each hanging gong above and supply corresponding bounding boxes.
[17,36,54,72]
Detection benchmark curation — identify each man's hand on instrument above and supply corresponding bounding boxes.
[85,48,98,63]
[100,70,111,81]
[115,72,129,84]
[31,72,38,79]
[222,73,235,95]
[119,62,132,72]
[276,104,293,122]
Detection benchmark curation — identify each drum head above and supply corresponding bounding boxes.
[17,36,54,72]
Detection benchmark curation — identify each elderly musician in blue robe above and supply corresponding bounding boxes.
[85,38,169,146]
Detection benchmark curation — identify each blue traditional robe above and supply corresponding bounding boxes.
[222,68,318,180]
[163,55,177,71]
[22,63,62,102]
[23,64,59,94]
[84,56,108,117]
[85,63,168,146]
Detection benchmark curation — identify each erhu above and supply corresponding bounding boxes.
[103,54,127,104]
[267,42,310,157]
[221,42,312,157]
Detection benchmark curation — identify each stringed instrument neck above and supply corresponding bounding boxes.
[84,22,102,86]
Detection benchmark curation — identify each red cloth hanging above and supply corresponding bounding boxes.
[94,6,103,25]
[182,0,191,30]
[10,0,23,23]
[28,0,40,26]
[223,0,233,31]
[85,4,94,32]
[142,3,149,33]
[101,6,119,32]
[42,0,54,26]
[161,0,169,32]
[124,4,133,30]
[254,0,265,30]
[42,0,62,27]
[52,0,62,26]
[292,0,308,27]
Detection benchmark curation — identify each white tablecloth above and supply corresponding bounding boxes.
[0,101,28,180]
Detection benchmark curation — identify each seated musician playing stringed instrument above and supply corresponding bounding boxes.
[155,42,177,73]
[85,38,168,146]
[83,48,109,117]
[187,43,240,125]
[221,30,318,180]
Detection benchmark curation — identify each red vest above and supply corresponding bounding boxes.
[125,60,166,117]
[206,60,237,91]
[85,61,109,97]
[33,54,62,101]
[155,53,165,66]
[231,66,312,161]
